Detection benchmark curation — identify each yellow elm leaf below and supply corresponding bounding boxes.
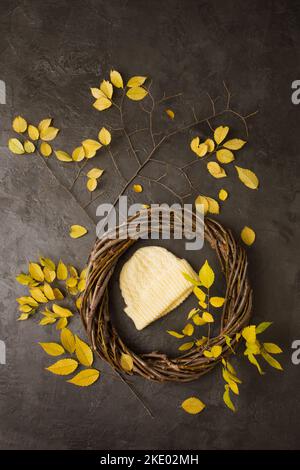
[193,286,206,302]
[87,177,97,192]
[16,296,38,307]
[222,370,239,395]
[195,195,209,215]
[199,260,214,289]
[57,260,68,280]
[204,138,215,152]
[207,161,227,178]
[68,265,78,278]
[235,166,259,189]
[110,69,123,88]
[100,80,113,99]
[182,323,194,336]
[55,150,72,162]
[126,86,148,101]
[242,325,256,344]
[204,349,212,358]
[120,353,134,372]
[127,76,147,88]
[18,313,30,321]
[40,126,59,141]
[211,345,222,358]
[66,277,77,288]
[256,322,272,334]
[247,353,264,374]
[181,397,205,415]
[28,124,39,140]
[219,189,228,201]
[29,262,44,282]
[182,272,200,286]
[18,305,33,313]
[16,273,34,286]
[206,197,220,215]
[133,184,143,193]
[67,369,100,386]
[93,97,112,111]
[40,257,55,271]
[193,314,206,326]
[199,301,207,309]
[209,296,225,307]
[214,126,229,144]
[46,358,78,375]
[56,317,68,330]
[68,286,78,296]
[178,342,194,351]
[82,139,102,158]
[75,335,93,366]
[216,149,234,164]
[165,109,175,119]
[38,118,52,132]
[190,137,208,157]
[43,267,56,283]
[77,279,86,292]
[196,336,208,347]
[8,138,25,154]
[167,330,185,338]
[223,385,235,411]
[90,87,105,99]
[29,287,48,303]
[60,328,76,353]
[24,140,35,153]
[40,142,52,157]
[43,283,55,300]
[241,226,256,246]
[39,316,56,326]
[263,343,282,354]
[190,136,200,152]
[98,127,111,145]
[53,288,64,300]
[12,115,27,133]
[202,311,214,323]
[69,224,88,239]
[52,304,73,318]
[246,341,260,355]
[38,342,65,356]
[76,296,83,310]
[223,138,246,150]
[72,146,85,162]
[87,168,104,179]
[261,351,283,370]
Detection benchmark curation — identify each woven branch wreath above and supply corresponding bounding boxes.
[81,208,252,383]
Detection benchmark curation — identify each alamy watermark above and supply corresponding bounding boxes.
[0,340,6,364]
[0,80,6,104]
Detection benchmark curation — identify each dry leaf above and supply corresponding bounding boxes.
[223,385,235,411]
[202,311,214,323]
[55,150,72,162]
[167,330,185,338]
[91,87,105,99]
[100,80,113,99]
[38,342,65,356]
[199,260,214,289]
[182,323,194,336]
[110,70,123,88]
[263,343,282,354]
[178,342,194,351]
[216,149,234,164]
[17,296,38,307]
[69,224,88,239]
[193,286,206,302]
[87,168,104,179]
[18,313,29,321]
[93,97,112,111]
[40,142,52,157]
[8,138,25,155]
[43,267,56,283]
[126,87,148,101]
[56,318,68,330]
[206,197,220,215]
[181,397,205,415]
[195,195,209,215]
[165,109,175,119]
[53,288,64,300]
[82,139,102,158]
[66,277,77,288]
[190,137,208,157]
[13,116,27,133]
[204,138,215,152]
[24,141,35,153]
[133,184,143,193]
[76,296,83,310]
[209,296,225,307]
[52,304,73,318]
[98,127,111,145]
[120,353,134,372]
[75,335,93,366]
[72,146,85,162]
[16,273,35,286]
[261,351,283,370]
[38,118,52,132]
[60,328,76,353]
[40,127,59,141]
[67,369,100,386]
[219,189,228,201]
[57,260,68,280]
[214,126,229,144]
[29,262,44,282]
[30,287,48,303]
[40,316,56,326]
[235,166,259,189]
[40,257,55,271]
[28,124,39,140]
[193,314,206,326]
[223,139,246,150]
[87,177,97,192]
[207,161,227,178]
[77,279,86,292]
[241,226,256,246]
[19,305,33,313]
[43,283,55,300]
[127,76,147,88]
[242,325,256,344]
[46,358,78,375]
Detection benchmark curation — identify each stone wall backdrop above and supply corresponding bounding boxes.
[0,0,300,450]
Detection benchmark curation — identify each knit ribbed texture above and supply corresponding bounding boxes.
[120,246,198,330]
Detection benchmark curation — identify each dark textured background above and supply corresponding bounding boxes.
[0,0,300,450]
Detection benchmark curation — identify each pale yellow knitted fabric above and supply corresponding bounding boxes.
[120,246,198,330]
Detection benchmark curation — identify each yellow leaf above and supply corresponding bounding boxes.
[210,296,225,307]
[28,124,39,140]
[133,184,143,193]
[18,304,33,313]
[39,316,56,325]
[206,197,220,215]
[190,137,208,158]
[204,138,215,152]
[167,330,185,338]
[110,70,123,88]
[12,115,27,133]
[43,267,56,283]
[223,385,235,411]
[8,138,25,154]
[193,286,206,302]
[196,336,207,347]
[40,257,55,271]
[53,288,64,300]
[38,342,65,356]
[93,97,112,111]
[75,335,93,366]
[235,166,259,189]
[218,189,228,201]
[182,323,194,336]
[199,260,214,289]
[223,138,246,150]
[193,314,206,326]
[216,149,234,164]
[46,358,78,375]
[40,142,52,157]
[52,304,73,318]
[256,322,272,334]
[38,118,52,132]
[263,343,282,354]
[120,353,134,372]
[87,167,104,179]
[195,195,209,215]
[16,273,35,286]
[68,265,78,278]
[247,353,264,374]
[29,262,44,282]
[87,177,97,192]
[222,370,239,395]
[261,351,283,370]
[16,296,38,307]
[57,260,68,280]
[207,161,227,178]
[181,397,205,415]
[211,345,222,358]
[182,272,200,286]
[126,86,148,101]
[241,226,256,246]
[72,146,85,162]
[69,224,88,239]
[66,277,77,288]
[242,325,256,344]
[202,311,214,323]
[178,342,194,351]
[68,286,78,296]
[40,126,59,141]
[18,313,30,321]
[29,287,48,303]
[77,279,86,293]
[82,139,102,158]
[24,140,35,153]
[98,127,111,145]
[127,76,147,88]
[60,328,76,353]
[67,369,100,386]
[56,318,68,330]
[100,80,113,99]
[90,87,105,99]
[214,126,229,144]
[76,296,83,310]
[55,150,72,162]
[43,283,55,301]
[165,109,175,119]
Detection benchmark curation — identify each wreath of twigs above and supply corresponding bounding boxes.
[81,208,252,383]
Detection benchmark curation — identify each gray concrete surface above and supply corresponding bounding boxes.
[0,0,300,450]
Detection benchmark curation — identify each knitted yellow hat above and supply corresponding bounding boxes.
[120,246,198,330]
